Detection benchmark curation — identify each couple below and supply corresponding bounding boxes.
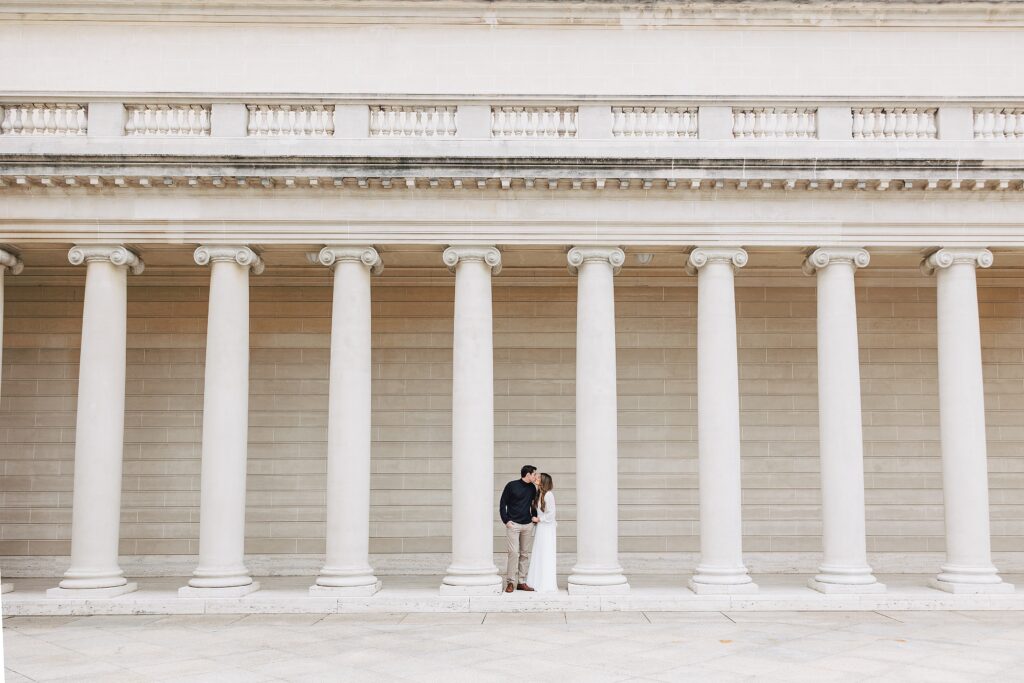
[499,465,557,593]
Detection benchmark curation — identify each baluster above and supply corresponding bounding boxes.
[611,108,623,137]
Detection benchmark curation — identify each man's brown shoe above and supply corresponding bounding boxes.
[505,581,515,593]
[517,583,535,592]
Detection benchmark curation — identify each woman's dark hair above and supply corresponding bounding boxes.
[521,464,537,478]
[535,473,554,512]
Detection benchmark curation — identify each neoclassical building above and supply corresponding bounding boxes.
[1,0,1023,605]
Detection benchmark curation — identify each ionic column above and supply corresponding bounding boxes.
[48,246,143,598]
[312,246,383,596]
[440,246,503,594]
[180,245,263,597]
[803,248,884,593]
[1,249,22,595]
[923,248,1013,594]
[567,246,629,595]
[686,248,756,594]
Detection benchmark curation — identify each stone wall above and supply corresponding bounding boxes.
[2,263,1023,576]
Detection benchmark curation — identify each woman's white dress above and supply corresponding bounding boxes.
[526,491,557,592]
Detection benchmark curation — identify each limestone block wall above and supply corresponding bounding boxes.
[2,266,1023,575]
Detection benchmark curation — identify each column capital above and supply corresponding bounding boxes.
[68,245,144,275]
[921,248,993,276]
[0,248,23,275]
[567,246,625,276]
[194,245,264,275]
[318,246,383,275]
[685,247,747,275]
[802,247,870,275]
[443,246,501,275]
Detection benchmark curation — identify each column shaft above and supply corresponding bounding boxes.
[441,246,503,593]
[804,248,882,593]
[182,246,263,596]
[567,246,629,594]
[0,251,12,595]
[925,248,1012,593]
[50,246,142,597]
[313,247,382,595]
[687,248,756,594]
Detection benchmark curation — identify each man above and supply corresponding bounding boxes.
[499,465,539,593]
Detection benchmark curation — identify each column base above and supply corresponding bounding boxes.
[2,583,13,594]
[310,580,381,597]
[441,563,502,595]
[567,581,630,596]
[688,579,758,595]
[47,582,138,599]
[929,578,1015,594]
[808,578,886,594]
[178,581,260,598]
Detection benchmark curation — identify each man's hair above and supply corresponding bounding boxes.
[521,465,537,478]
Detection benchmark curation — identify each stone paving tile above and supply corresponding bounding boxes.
[6,610,1024,682]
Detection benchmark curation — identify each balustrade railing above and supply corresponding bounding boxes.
[491,106,577,138]
[246,104,334,137]
[125,104,211,136]
[852,108,936,139]
[612,107,698,138]
[974,108,1024,140]
[369,106,457,137]
[732,108,817,139]
[0,104,87,136]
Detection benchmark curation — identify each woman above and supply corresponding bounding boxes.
[525,473,557,592]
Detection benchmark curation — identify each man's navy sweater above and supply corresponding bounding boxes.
[499,479,536,524]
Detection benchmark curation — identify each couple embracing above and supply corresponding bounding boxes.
[499,465,557,593]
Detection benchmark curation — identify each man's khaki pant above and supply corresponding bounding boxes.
[505,521,535,585]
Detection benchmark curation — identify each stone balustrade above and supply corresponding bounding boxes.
[246,104,334,137]
[611,107,698,138]
[1,100,1023,148]
[732,107,817,139]
[852,107,937,139]
[369,105,457,137]
[125,104,211,137]
[974,108,1024,140]
[491,106,578,138]
[0,104,88,136]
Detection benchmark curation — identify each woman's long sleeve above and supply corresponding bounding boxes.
[538,492,556,524]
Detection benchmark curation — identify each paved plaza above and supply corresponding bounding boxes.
[4,608,1024,682]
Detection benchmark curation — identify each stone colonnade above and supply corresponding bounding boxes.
[2,243,1014,597]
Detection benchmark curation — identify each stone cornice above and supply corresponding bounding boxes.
[0,248,23,274]
[3,156,1024,195]
[67,244,143,274]
[193,245,264,274]
[318,246,383,275]
[567,246,626,276]
[685,247,748,275]
[442,246,502,275]
[802,247,871,275]
[921,248,995,275]
[2,1,1022,28]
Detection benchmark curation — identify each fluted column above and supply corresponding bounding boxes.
[180,245,263,597]
[803,248,884,593]
[1,250,22,595]
[440,246,503,594]
[48,246,143,598]
[923,248,1013,594]
[567,246,629,595]
[312,246,383,596]
[686,247,756,594]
